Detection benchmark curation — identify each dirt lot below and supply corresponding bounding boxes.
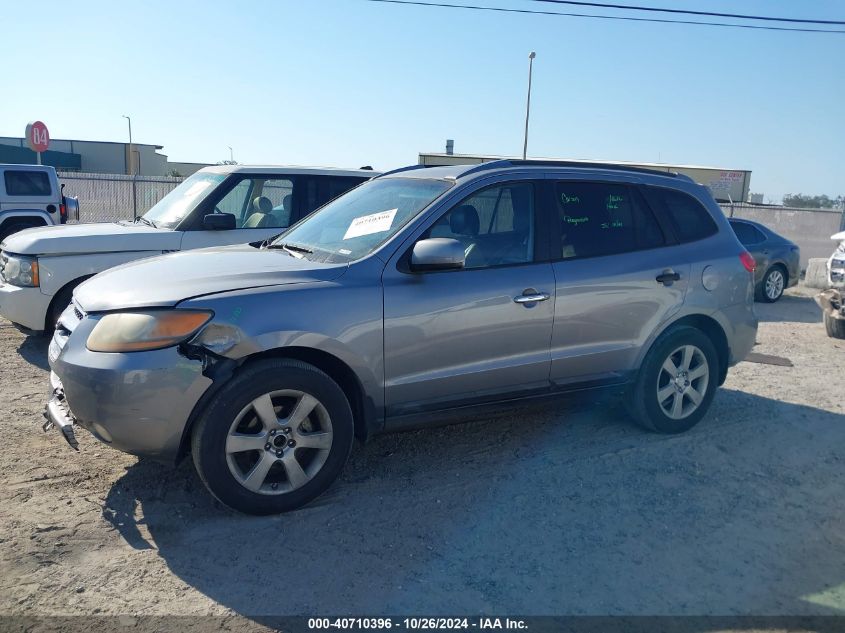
[1,287,843,619]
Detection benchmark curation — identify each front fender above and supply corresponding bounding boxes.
[39,251,164,296]
[179,265,386,428]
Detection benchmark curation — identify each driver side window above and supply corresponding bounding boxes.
[423,182,535,269]
[210,177,295,229]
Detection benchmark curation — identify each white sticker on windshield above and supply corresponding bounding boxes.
[343,209,398,240]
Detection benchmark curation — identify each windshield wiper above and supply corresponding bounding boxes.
[267,242,313,256]
[136,216,157,228]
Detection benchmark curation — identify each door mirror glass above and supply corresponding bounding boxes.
[203,212,237,230]
[410,238,465,272]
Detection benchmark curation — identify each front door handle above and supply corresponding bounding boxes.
[514,291,550,304]
[656,270,681,285]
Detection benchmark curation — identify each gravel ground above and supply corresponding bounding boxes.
[0,286,843,619]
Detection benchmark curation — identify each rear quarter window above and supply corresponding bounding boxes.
[4,170,52,196]
[730,221,766,245]
[652,187,718,243]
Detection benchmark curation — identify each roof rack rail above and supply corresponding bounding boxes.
[460,159,681,179]
[375,164,430,178]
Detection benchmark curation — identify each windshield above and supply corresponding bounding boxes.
[141,172,226,229]
[271,177,453,262]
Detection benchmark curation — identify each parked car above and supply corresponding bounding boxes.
[728,218,799,303]
[814,230,845,339]
[0,165,377,332]
[45,160,758,515]
[0,163,79,242]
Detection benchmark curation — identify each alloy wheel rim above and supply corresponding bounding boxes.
[225,389,333,495]
[656,345,709,420]
[766,270,784,300]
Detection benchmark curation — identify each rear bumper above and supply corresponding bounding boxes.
[0,283,51,331]
[715,302,758,366]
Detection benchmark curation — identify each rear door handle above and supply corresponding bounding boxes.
[656,270,681,285]
[514,291,550,304]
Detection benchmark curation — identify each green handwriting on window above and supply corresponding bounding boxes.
[606,194,624,210]
[601,220,624,229]
[560,192,581,205]
[563,215,589,225]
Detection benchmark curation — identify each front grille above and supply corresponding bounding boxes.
[0,251,7,283]
[52,301,86,359]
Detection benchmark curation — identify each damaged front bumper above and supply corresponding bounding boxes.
[815,288,844,321]
[43,373,79,451]
[45,303,214,462]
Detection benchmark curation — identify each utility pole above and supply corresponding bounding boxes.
[228,146,234,163]
[522,52,536,160]
[123,115,137,219]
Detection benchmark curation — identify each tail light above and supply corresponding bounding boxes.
[739,251,756,273]
[60,196,68,224]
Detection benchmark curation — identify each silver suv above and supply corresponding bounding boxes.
[45,160,758,515]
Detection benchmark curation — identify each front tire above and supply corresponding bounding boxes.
[47,285,75,333]
[824,312,845,339]
[191,359,354,515]
[627,326,719,434]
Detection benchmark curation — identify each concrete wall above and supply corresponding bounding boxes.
[721,204,844,269]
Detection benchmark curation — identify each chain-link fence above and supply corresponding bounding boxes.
[58,172,184,223]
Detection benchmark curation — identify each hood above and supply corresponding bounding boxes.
[0,222,181,256]
[74,244,347,311]
[831,231,845,241]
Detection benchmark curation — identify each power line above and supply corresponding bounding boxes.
[363,0,845,34]
[530,0,845,25]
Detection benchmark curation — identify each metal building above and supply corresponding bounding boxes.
[0,136,208,177]
[418,152,752,203]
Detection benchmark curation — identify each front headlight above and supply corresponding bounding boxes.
[0,252,39,287]
[86,310,213,353]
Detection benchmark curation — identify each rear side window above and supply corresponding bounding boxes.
[654,188,718,243]
[4,171,51,196]
[730,221,766,246]
[554,181,665,259]
[304,177,367,214]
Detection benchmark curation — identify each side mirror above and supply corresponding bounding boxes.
[410,238,465,272]
[203,212,237,230]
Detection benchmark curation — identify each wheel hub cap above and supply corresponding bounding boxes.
[224,389,334,495]
[657,345,710,421]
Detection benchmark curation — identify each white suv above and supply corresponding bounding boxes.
[0,165,376,332]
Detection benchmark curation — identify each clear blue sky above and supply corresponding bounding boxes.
[3,0,843,202]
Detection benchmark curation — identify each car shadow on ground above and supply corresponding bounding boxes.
[102,389,845,617]
[755,293,822,325]
[16,331,50,371]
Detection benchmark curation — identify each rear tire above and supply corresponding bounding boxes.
[824,312,845,340]
[756,265,786,303]
[627,326,719,434]
[191,358,354,515]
